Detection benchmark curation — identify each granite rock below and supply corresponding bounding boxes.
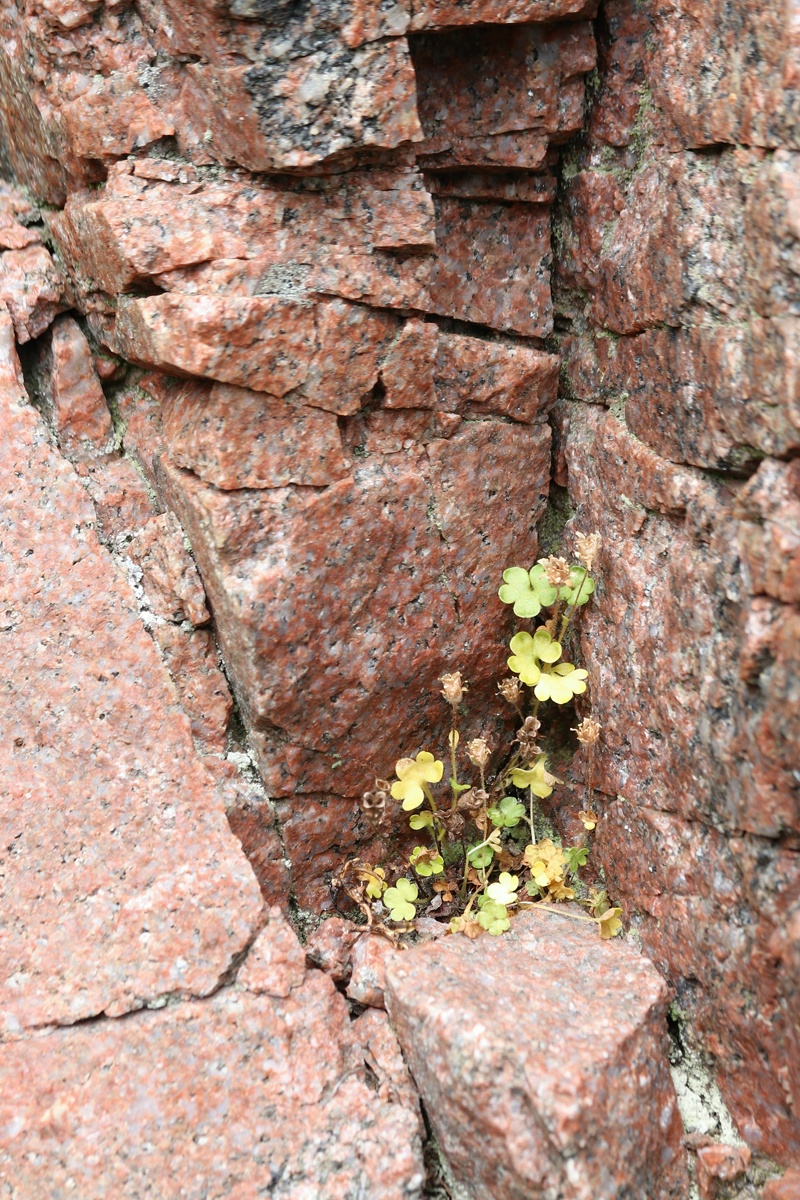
[562,405,800,1159]
[127,511,210,626]
[385,911,688,1200]
[696,1144,752,1200]
[207,756,291,907]
[564,405,800,839]
[763,1171,800,1200]
[34,314,114,464]
[0,243,65,344]
[0,306,264,1035]
[156,417,550,907]
[0,958,424,1198]
[346,933,397,1009]
[152,624,233,753]
[647,0,800,150]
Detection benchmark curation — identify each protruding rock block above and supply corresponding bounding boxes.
[0,309,263,1035]
[385,912,688,1200]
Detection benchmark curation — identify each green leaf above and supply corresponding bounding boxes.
[564,845,590,872]
[409,812,434,830]
[487,796,526,828]
[449,779,472,795]
[476,899,510,935]
[383,877,419,921]
[410,845,445,878]
[562,567,595,606]
[467,844,495,869]
[498,565,558,619]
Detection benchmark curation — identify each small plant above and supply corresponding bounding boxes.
[337,530,623,942]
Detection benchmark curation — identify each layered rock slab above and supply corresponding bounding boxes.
[0,915,424,1199]
[0,307,263,1035]
[385,911,688,1200]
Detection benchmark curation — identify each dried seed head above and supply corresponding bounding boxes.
[440,670,467,707]
[458,787,488,815]
[572,717,601,746]
[360,787,388,815]
[541,555,572,589]
[515,714,543,760]
[498,676,524,707]
[465,737,491,770]
[574,530,602,572]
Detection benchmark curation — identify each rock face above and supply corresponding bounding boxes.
[0,304,265,1033]
[386,911,688,1200]
[0,913,425,1199]
[551,0,800,1169]
[0,0,580,907]
[0,0,799,1188]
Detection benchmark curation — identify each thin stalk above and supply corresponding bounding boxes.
[529,785,536,843]
[560,567,590,640]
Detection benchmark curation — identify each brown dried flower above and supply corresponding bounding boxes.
[515,715,542,760]
[439,809,466,841]
[574,530,602,572]
[439,671,467,707]
[497,676,524,707]
[572,717,601,746]
[540,555,572,589]
[457,787,488,815]
[465,737,491,770]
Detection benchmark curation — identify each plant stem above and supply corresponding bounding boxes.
[560,567,589,639]
[529,785,536,843]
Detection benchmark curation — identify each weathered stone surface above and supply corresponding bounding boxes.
[187,37,423,173]
[0,243,64,343]
[763,1171,800,1200]
[431,198,553,336]
[27,314,114,465]
[610,321,800,468]
[207,756,291,907]
[0,307,264,1035]
[127,512,210,626]
[0,180,42,251]
[49,163,435,305]
[237,905,306,998]
[562,405,800,1159]
[594,800,800,1164]
[564,405,799,838]
[110,294,400,412]
[0,956,424,1198]
[352,1006,421,1116]
[305,916,362,984]
[385,912,688,1200]
[412,22,595,167]
[75,454,158,542]
[435,333,560,423]
[162,378,350,490]
[152,624,233,753]
[696,1144,751,1200]
[409,0,598,29]
[647,0,800,150]
[735,460,800,605]
[156,416,549,905]
[346,933,397,1009]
